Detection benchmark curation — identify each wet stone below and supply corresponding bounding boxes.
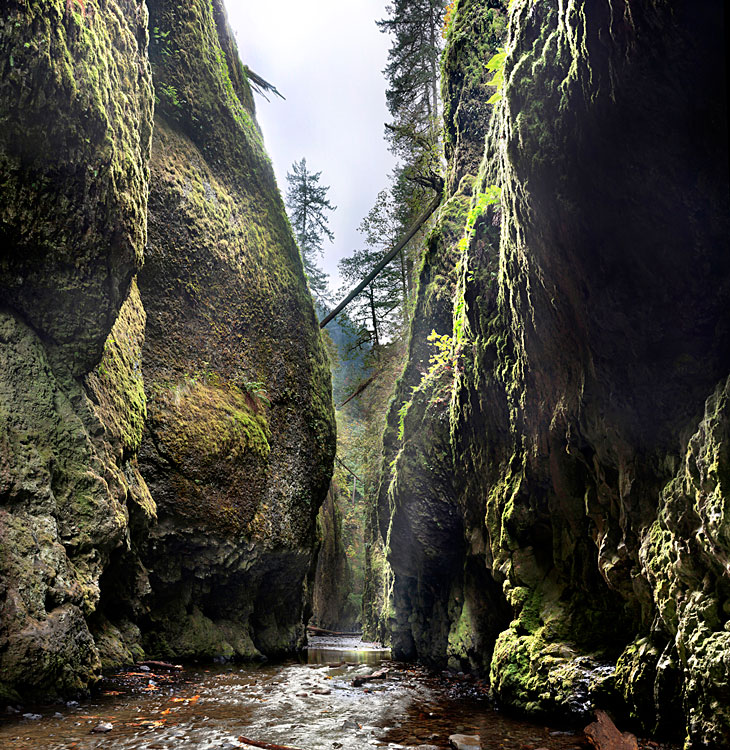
[449,734,481,749]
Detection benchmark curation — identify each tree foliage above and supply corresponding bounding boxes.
[338,247,402,349]
[285,158,336,304]
[377,0,446,130]
[378,0,448,220]
[358,188,411,309]
[337,188,411,349]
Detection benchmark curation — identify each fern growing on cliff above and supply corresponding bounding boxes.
[235,378,271,412]
[486,47,506,104]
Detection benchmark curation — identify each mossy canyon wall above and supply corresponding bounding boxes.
[369,0,729,747]
[0,0,334,702]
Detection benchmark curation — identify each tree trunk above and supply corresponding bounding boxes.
[428,0,440,131]
[399,248,409,308]
[368,287,380,347]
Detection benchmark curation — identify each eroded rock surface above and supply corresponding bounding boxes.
[368,0,730,746]
[135,0,334,659]
[312,483,359,632]
[0,0,334,701]
[0,0,153,702]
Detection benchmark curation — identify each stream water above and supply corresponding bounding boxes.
[0,637,677,750]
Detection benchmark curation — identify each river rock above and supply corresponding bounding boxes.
[449,734,481,749]
[585,710,638,750]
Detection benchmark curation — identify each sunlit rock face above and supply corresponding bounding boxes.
[135,0,335,661]
[0,0,154,701]
[371,0,730,745]
[0,0,334,701]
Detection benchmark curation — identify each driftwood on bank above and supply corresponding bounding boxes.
[238,737,303,750]
[352,667,390,687]
[306,625,362,637]
[584,710,639,750]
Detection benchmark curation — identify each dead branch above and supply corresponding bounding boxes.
[307,625,362,636]
[334,455,362,481]
[244,67,285,101]
[138,660,182,671]
[338,373,377,408]
[352,667,390,687]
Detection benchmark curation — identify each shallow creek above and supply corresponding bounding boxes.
[0,637,674,750]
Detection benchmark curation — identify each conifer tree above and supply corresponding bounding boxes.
[358,189,410,313]
[377,0,446,131]
[338,193,406,348]
[377,0,447,209]
[285,158,336,304]
[339,250,400,349]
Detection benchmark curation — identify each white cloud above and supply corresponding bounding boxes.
[225,0,397,293]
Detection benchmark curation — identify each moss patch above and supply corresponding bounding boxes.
[0,0,153,375]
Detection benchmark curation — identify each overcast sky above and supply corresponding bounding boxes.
[226,0,397,295]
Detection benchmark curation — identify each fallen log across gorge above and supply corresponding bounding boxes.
[306,625,362,636]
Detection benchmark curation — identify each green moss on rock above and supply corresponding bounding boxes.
[86,280,148,456]
[0,0,156,704]
[370,0,730,746]
[137,0,335,661]
[0,312,140,700]
[0,0,153,375]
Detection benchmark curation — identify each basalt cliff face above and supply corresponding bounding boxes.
[133,0,334,662]
[370,0,730,746]
[0,0,334,703]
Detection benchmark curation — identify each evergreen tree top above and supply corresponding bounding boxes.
[285,157,336,305]
[285,158,336,255]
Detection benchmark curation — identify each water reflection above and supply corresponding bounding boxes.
[306,635,391,665]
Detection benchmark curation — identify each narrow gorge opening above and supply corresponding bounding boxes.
[0,1,728,749]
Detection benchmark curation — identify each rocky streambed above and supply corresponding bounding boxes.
[0,638,677,750]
